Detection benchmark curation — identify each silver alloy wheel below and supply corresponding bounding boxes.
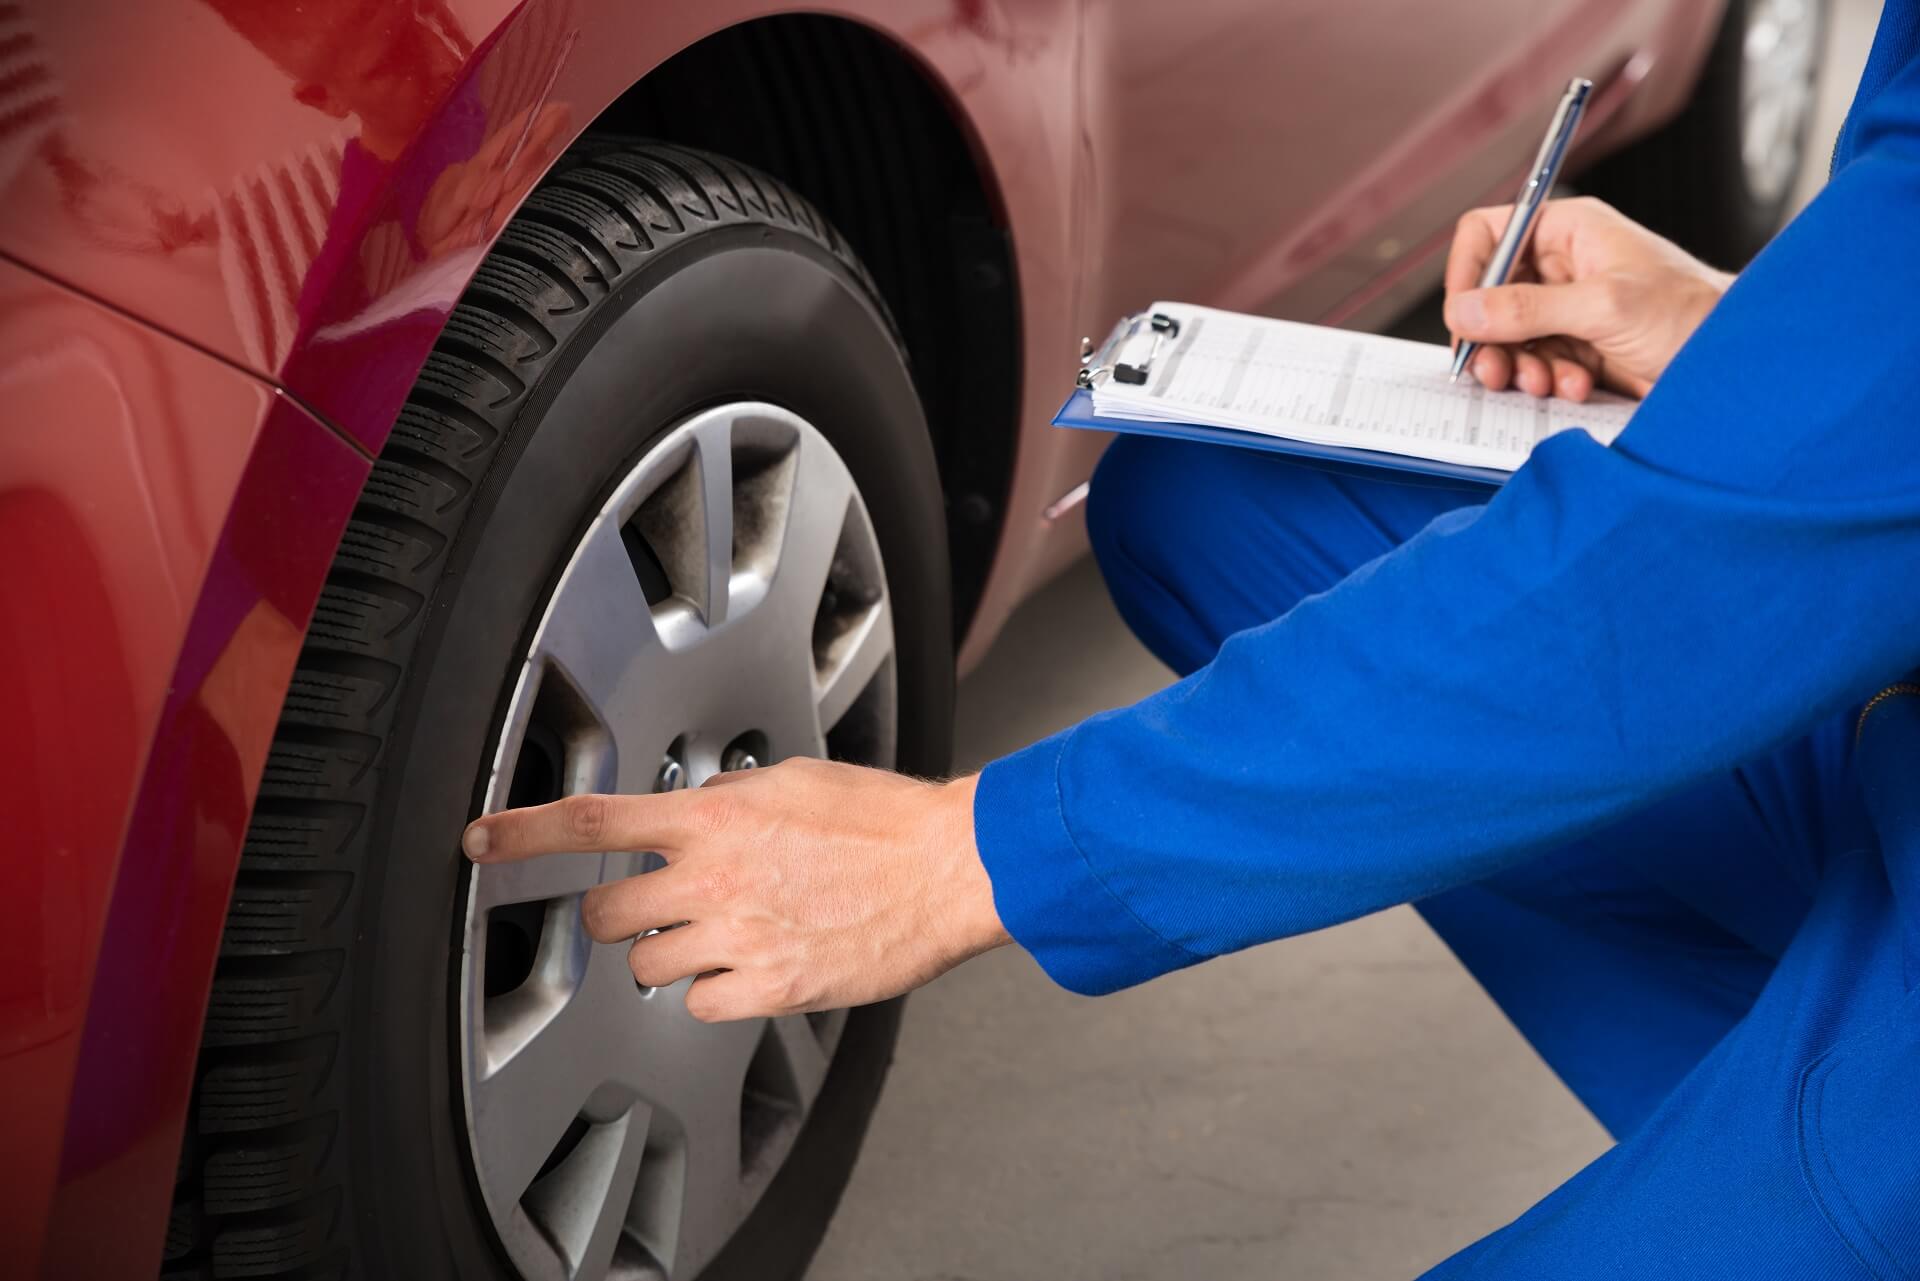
[458,403,898,1281]
[1740,0,1821,205]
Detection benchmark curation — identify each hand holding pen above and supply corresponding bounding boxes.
[1448,78,1592,386]
[1442,196,1735,401]
[1442,79,1735,401]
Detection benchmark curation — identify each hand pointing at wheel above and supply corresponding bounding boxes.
[463,761,1010,1022]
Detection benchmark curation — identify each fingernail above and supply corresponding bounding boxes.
[463,824,490,861]
[1445,291,1486,333]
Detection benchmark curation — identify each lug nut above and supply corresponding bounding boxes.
[654,755,686,793]
[721,746,760,773]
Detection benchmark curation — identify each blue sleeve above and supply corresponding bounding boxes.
[976,59,1920,997]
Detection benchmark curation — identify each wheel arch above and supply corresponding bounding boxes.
[585,16,1023,638]
[35,5,1041,1270]
[280,6,1025,643]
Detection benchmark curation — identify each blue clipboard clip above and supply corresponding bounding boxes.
[1077,311,1181,389]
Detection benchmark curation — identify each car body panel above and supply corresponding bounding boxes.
[0,0,1083,461]
[971,0,1723,663]
[0,256,370,1277]
[0,0,1724,1271]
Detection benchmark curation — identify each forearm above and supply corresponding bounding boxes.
[978,119,1920,996]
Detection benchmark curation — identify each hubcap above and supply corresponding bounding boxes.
[1740,0,1821,206]
[459,403,898,1281]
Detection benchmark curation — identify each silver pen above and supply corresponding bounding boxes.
[1449,77,1594,384]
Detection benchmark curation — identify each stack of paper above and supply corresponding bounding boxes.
[1085,302,1636,475]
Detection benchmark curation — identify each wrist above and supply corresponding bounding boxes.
[933,773,1013,959]
[1675,267,1733,354]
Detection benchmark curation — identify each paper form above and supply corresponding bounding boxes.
[1089,303,1635,473]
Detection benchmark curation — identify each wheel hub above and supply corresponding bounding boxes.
[1740,0,1821,206]
[458,403,897,1281]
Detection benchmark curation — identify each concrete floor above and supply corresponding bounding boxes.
[812,7,1878,1277]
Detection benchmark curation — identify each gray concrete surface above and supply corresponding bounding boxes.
[812,7,1877,1277]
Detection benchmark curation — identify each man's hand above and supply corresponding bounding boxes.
[462,760,1011,1022]
[1444,196,1733,400]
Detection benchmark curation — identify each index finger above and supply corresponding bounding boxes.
[1448,197,1601,299]
[464,792,699,862]
[1444,206,1511,298]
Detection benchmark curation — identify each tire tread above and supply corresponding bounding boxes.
[172,140,865,1278]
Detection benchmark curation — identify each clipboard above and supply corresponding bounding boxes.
[1057,303,1641,488]
[1054,385,1509,492]
[1077,311,1183,389]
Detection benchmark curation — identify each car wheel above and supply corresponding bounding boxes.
[166,140,952,1281]
[1585,0,1828,267]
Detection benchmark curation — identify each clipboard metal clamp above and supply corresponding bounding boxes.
[1076,311,1180,389]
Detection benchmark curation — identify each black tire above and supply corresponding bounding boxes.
[1584,0,1828,268]
[166,141,952,1280]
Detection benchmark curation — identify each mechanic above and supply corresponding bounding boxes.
[461,3,1920,1274]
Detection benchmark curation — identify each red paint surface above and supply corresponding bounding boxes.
[0,0,1723,1272]
[0,256,369,1275]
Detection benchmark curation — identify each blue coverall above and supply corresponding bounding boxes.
[974,5,1920,1275]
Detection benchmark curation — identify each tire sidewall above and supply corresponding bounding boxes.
[1694,0,1817,259]
[1585,0,1829,268]
[348,228,951,1279]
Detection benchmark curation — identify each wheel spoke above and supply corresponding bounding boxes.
[767,1015,833,1106]
[595,964,761,1277]
[815,600,893,734]
[474,854,610,912]
[535,518,666,725]
[670,1074,747,1277]
[690,417,736,630]
[605,963,763,1123]
[764,432,854,625]
[808,1007,849,1060]
[521,1104,652,1281]
[471,980,615,1205]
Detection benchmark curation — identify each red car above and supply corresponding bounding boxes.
[1,0,1825,1277]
